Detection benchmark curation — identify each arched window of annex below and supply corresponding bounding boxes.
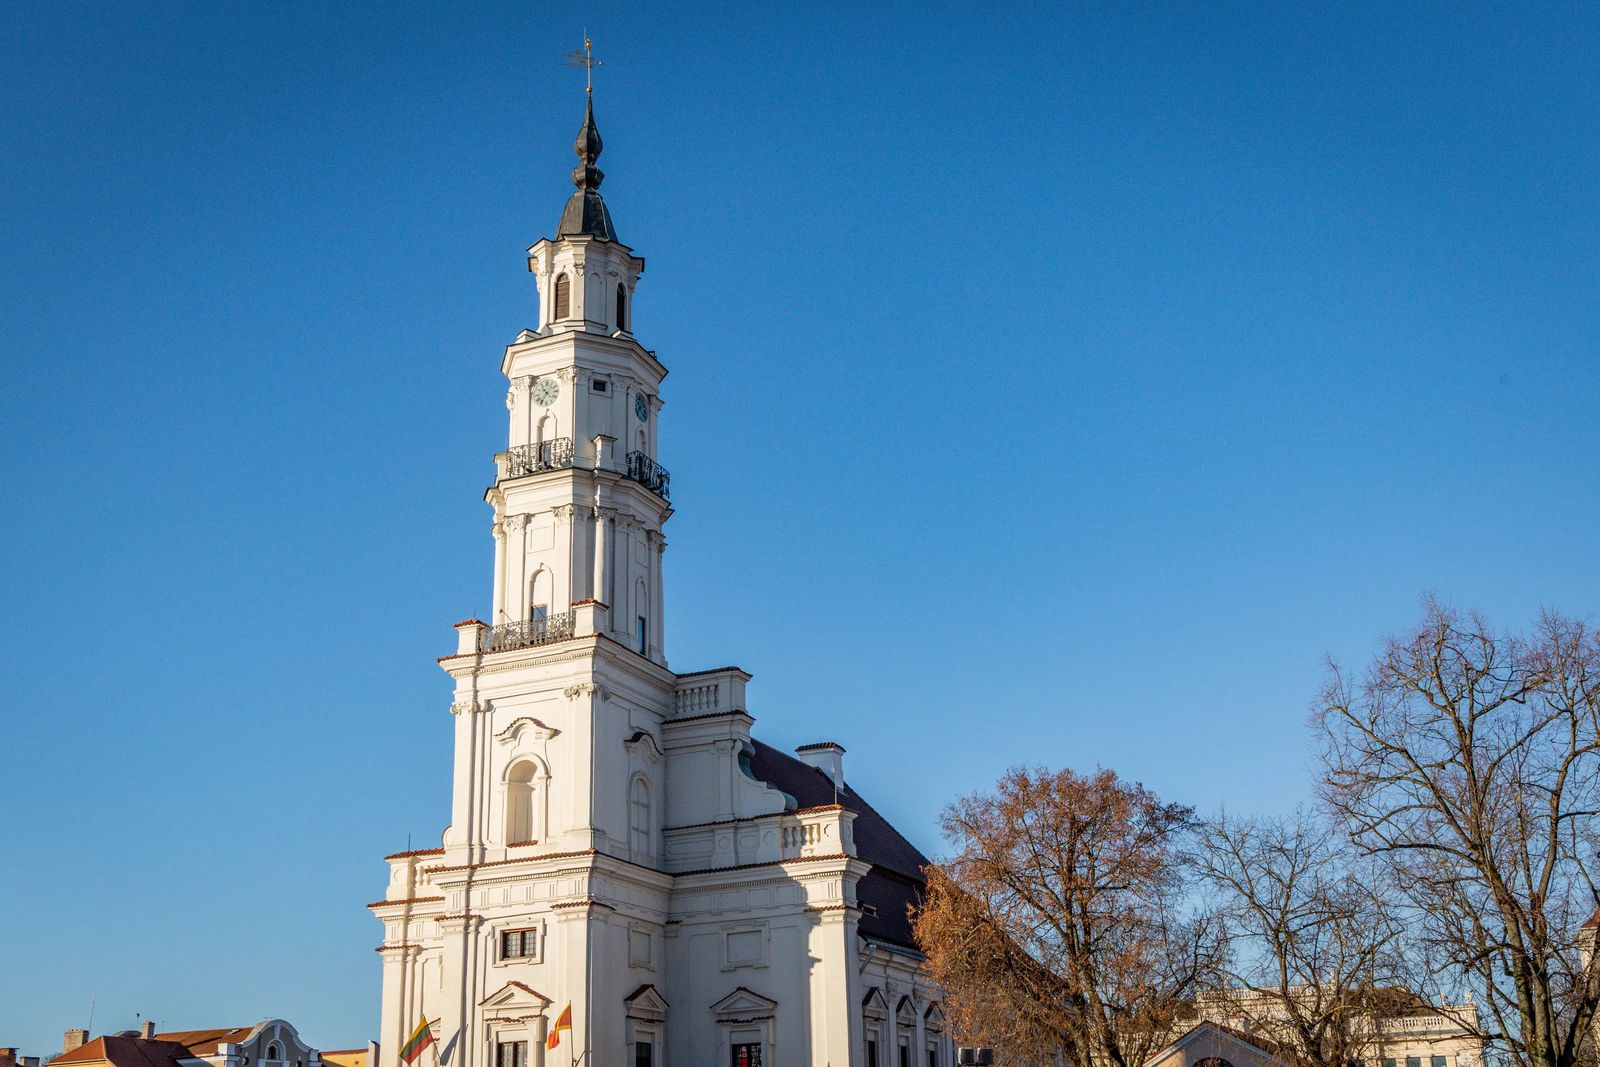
[629,774,652,860]
[553,273,571,322]
[615,283,628,332]
[505,757,546,845]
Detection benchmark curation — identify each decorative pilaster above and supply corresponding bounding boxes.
[491,519,507,622]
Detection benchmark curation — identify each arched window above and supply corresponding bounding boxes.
[635,577,649,654]
[536,413,555,447]
[616,283,628,332]
[553,273,571,321]
[528,568,551,629]
[630,776,652,858]
[506,759,543,844]
[266,1046,282,1063]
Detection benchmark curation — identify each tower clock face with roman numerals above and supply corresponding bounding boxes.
[634,394,649,423]
[533,377,559,407]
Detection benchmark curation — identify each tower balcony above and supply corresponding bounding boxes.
[482,610,576,653]
[625,450,671,500]
[505,438,575,478]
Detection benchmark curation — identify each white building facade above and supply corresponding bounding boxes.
[370,99,946,1067]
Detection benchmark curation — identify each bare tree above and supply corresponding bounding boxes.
[1315,600,1600,1067]
[912,766,1218,1067]
[1193,810,1410,1067]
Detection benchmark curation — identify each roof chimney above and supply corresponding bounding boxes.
[139,1022,155,1041]
[2,1047,20,1067]
[794,742,846,794]
[63,1032,89,1055]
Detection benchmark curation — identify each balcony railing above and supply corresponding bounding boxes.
[506,438,574,478]
[625,450,671,500]
[482,610,575,653]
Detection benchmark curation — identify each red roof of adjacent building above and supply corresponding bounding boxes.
[154,1031,256,1056]
[51,1039,194,1067]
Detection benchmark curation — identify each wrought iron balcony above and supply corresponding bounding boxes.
[506,438,574,478]
[482,610,575,653]
[625,450,671,500]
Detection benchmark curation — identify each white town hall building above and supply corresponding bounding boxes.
[369,96,947,1067]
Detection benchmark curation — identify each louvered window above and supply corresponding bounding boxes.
[553,273,570,320]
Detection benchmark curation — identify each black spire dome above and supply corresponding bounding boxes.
[555,98,618,242]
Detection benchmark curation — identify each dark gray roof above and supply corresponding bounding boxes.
[555,97,618,242]
[748,739,932,950]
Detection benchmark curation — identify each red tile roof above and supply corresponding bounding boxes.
[51,1039,194,1067]
[155,1030,256,1056]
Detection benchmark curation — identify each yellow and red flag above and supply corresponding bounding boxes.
[546,1003,573,1050]
[400,1019,435,1065]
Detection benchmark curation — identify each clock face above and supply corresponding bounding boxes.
[634,394,649,423]
[532,377,559,407]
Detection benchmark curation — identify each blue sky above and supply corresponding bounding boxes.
[2,0,1597,1051]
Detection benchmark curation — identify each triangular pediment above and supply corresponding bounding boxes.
[862,986,889,1018]
[710,986,779,1017]
[481,980,552,1010]
[1147,1021,1291,1067]
[625,983,670,1019]
[924,1002,946,1028]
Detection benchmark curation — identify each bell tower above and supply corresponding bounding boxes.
[488,97,669,663]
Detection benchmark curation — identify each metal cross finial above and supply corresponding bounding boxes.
[563,34,602,95]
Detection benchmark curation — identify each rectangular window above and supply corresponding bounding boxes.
[495,1043,525,1067]
[868,1040,877,1067]
[1383,1059,1396,1067]
[900,1043,911,1067]
[592,378,609,393]
[637,615,648,654]
[1432,1058,1447,1067]
[732,1043,762,1067]
[929,1050,938,1067]
[634,1042,652,1067]
[500,928,537,959]
[1407,1057,1422,1067]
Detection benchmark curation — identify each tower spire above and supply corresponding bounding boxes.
[556,37,617,241]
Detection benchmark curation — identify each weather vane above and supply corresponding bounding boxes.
[563,34,602,95]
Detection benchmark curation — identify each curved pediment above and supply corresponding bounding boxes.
[496,716,561,745]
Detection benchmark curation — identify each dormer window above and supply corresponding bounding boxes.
[553,273,571,321]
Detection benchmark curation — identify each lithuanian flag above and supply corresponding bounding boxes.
[400,1019,436,1064]
[546,1003,573,1050]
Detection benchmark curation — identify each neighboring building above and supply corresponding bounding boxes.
[369,93,944,1067]
[1191,988,1485,1067]
[1149,1021,1294,1067]
[319,1050,370,1067]
[46,1022,324,1067]
[2,1047,46,1067]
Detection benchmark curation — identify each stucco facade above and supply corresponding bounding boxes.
[370,99,943,1067]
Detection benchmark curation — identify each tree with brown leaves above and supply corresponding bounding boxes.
[912,766,1218,1067]
[1316,601,1600,1067]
